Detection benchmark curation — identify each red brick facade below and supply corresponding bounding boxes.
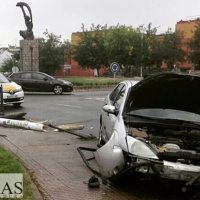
[175,19,199,69]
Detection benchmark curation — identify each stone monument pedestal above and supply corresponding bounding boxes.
[20,39,39,71]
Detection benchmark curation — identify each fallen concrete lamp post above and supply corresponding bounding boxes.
[0,118,44,131]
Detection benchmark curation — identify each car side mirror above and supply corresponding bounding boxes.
[44,78,48,81]
[102,105,118,116]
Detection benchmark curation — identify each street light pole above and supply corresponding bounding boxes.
[11,54,15,71]
[139,24,145,77]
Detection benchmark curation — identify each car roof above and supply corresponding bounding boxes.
[13,71,41,73]
[119,79,140,88]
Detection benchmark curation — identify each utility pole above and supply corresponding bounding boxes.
[0,85,4,117]
[139,24,145,77]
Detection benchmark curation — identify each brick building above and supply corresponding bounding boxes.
[175,18,200,69]
[55,32,105,77]
[0,45,20,69]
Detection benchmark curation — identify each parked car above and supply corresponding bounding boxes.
[9,71,73,95]
[0,73,24,107]
[188,69,200,76]
[95,71,200,194]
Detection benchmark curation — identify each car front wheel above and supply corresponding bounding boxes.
[53,85,63,95]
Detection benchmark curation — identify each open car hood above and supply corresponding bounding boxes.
[125,72,200,116]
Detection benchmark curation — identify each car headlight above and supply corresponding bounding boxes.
[127,136,158,159]
[63,81,73,86]
[15,87,22,92]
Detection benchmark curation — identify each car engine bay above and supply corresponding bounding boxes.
[129,127,200,166]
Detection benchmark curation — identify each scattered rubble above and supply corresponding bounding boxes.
[48,123,96,140]
[0,112,95,140]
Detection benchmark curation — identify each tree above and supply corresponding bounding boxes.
[141,23,163,68]
[72,23,187,77]
[39,29,69,75]
[161,28,186,69]
[188,20,200,69]
[104,23,164,76]
[104,25,134,66]
[13,52,20,61]
[72,24,109,77]
[1,57,20,73]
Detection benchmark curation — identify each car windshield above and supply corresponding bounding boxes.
[126,108,200,123]
[0,73,10,83]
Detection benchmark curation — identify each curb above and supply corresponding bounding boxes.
[73,86,114,92]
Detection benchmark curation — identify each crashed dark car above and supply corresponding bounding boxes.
[94,72,200,193]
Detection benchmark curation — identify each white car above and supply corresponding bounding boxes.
[95,72,200,195]
[0,73,24,107]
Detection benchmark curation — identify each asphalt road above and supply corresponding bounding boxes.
[3,90,111,138]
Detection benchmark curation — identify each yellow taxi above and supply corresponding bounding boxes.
[0,73,24,107]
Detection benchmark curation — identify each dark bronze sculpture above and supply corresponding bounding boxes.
[16,2,34,40]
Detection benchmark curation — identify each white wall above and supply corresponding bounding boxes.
[0,50,13,67]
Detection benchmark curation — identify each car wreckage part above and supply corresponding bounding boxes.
[77,144,200,198]
[95,133,200,184]
[77,147,100,176]
[98,123,105,147]
[0,118,44,131]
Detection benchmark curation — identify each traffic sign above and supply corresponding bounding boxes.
[110,62,120,73]
[12,66,19,73]
[64,65,71,69]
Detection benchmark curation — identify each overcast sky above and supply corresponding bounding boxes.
[0,0,200,47]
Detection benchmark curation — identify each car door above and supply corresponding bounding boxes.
[18,72,33,90]
[31,73,52,91]
[102,83,126,141]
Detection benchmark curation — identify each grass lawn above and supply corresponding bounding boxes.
[0,145,35,200]
[62,76,126,86]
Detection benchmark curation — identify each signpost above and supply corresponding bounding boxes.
[110,62,120,82]
[12,66,19,73]
[0,85,4,117]
[63,65,71,76]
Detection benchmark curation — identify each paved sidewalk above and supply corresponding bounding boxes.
[0,124,183,200]
[0,125,142,200]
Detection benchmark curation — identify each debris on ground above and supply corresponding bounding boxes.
[88,176,100,187]
[0,118,44,131]
[84,176,100,188]
[48,123,96,140]
[0,115,96,139]
[3,112,27,119]
[57,124,85,130]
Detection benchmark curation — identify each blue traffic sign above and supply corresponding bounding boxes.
[110,62,120,73]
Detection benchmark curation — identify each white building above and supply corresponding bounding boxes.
[0,45,20,68]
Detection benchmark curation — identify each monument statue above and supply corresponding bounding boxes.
[16,2,34,40]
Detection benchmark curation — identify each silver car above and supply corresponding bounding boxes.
[95,72,200,194]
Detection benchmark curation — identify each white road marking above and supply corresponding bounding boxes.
[95,98,105,101]
[85,97,105,101]
[46,103,82,108]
